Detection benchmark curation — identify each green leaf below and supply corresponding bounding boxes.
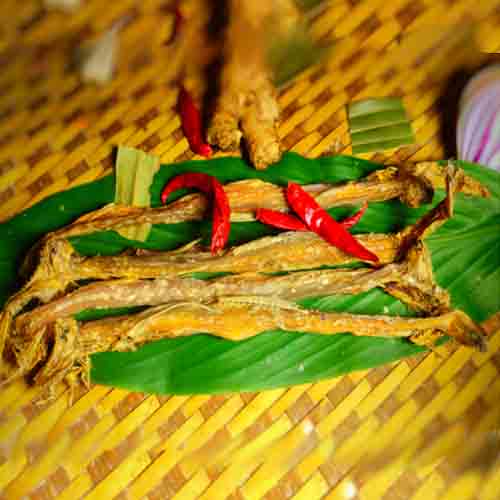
[0,155,498,394]
[352,136,416,155]
[348,98,415,154]
[114,146,160,242]
[348,98,406,118]
[351,123,414,146]
[348,109,408,133]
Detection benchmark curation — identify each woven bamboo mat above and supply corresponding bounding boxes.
[1,1,500,499]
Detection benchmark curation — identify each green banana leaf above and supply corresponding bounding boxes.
[1,153,499,394]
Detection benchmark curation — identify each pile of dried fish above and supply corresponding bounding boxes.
[0,163,490,393]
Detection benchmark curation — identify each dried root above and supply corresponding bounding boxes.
[207,0,282,169]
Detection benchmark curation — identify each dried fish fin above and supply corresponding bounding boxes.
[384,241,450,315]
[365,167,399,183]
[6,326,48,382]
[28,318,93,400]
[21,230,78,279]
[0,311,12,364]
[397,163,462,260]
[385,283,449,317]
[396,165,434,208]
[409,161,490,198]
[0,274,73,360]
[1,238,78,357]
[24,238,78,287]
[33,319,78,386]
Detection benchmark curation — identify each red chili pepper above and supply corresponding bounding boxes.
[255,209,308,231]
[286,183,379,263]
[256,202,368,232]
[178,86,213,158]
[161,173,230,254]
[340,201,368,229]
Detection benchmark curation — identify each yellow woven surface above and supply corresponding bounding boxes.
[1,1,500,499]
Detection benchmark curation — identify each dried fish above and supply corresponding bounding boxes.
[94,297,486,349]
[9,297,483,388]
[9,294,486,391]
[35,165,488,243]
[0,165,461,357]
[15,239,445,338]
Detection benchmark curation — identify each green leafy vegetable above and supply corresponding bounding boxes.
[348,97,415,154]
[0,154,498,394]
